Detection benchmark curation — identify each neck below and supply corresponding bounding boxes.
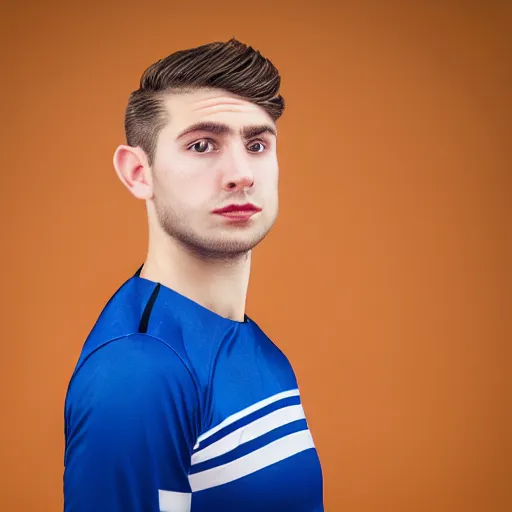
[140,235,252,323]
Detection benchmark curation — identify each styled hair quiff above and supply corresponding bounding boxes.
[124,38,285,165]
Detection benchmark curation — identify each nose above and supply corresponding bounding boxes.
[220,146,255,191]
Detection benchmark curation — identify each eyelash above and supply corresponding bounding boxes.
[187,139,267,153]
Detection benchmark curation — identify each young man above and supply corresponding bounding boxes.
[63,38,324,512]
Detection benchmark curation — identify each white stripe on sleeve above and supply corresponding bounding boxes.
[195,388,300,448]
[158,490,191,512]
[192,404,306,465]
[189,429,315,492]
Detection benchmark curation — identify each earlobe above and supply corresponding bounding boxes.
[113,145,153,200]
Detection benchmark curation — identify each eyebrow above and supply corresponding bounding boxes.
[175,121,277,141]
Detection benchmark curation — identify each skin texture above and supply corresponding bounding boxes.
[113,88,280,321]
[152,89,280,259]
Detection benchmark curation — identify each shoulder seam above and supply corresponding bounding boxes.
[66,332,202,416]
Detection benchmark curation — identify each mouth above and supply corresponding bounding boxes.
[212,203,262,221]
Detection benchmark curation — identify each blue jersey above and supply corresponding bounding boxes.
[64,267,324,511]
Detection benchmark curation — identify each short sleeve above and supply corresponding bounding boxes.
[64,334,200,512]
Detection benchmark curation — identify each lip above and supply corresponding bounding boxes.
[212,203,262,222]
[212,203,262,214]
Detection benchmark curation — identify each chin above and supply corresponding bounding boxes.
[161,213,276,259]
[210,233,267,254]
[192,227,272,259]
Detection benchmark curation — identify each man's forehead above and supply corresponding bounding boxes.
[162,89,274,131]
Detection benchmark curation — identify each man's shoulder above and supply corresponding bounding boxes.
[70,332,197,393]
[63,332,202,468]
[76,275,192,368]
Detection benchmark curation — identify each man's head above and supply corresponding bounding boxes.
[113,38,285,260]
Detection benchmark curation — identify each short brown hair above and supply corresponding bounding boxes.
[124,38,285,165]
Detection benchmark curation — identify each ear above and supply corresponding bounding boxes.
[113,145,154,200]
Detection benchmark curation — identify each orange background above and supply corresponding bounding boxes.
[1,1,510,510]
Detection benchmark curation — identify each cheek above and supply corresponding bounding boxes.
[155,156,216,208]
[258,160,279,190]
